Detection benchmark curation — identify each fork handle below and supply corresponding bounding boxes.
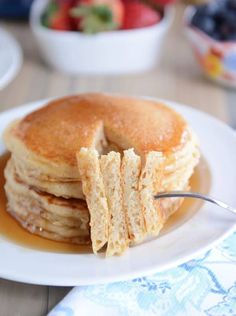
[154,191,236,215]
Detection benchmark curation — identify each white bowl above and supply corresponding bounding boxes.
[30,0,174,75]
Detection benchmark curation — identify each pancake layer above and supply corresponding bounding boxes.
[4,159,90,244]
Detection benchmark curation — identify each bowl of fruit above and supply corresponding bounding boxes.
[184,0,236,88]
[30,0,174,75]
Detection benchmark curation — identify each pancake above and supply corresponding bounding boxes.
[3,94,188,191]
[4,159,90,244]
[100,151,129,256]
[12,155,84,199]
[121,149,146,244]
[139,151,165,236]
[77,148,109,254]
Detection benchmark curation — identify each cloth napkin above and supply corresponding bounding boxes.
[48,231,236,316]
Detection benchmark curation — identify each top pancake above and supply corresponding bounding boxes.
[4,93,187,180]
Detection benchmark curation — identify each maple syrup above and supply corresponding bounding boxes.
[0,153,92,253]
[0,153,210,253]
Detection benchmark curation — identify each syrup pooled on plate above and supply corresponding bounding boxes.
[0,153,210,253]
[0,153,92,254]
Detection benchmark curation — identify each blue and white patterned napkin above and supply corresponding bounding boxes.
[48,232,236,316]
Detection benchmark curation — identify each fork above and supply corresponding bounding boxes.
[154,191,236,215]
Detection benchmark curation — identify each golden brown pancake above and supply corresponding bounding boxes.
[3,93,188,185]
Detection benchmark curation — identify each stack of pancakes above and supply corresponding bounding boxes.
[3,93,200,256]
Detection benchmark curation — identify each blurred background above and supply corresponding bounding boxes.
[0,0,235,125]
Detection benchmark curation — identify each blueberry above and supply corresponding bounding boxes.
[192,11,216,35]
[203,18,216,34]
[205,2,220,15]
[196,16,216,35]
[214,9,229,23]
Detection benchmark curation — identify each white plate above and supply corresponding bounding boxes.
[0,98,236,286]
[0,28,22,90]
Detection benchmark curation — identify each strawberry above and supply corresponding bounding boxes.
[42,0,76,31]
[121,0,161,30]
[50,11,72,30]
[71,0,124,33]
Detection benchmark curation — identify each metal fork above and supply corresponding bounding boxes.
[154,191,236,215]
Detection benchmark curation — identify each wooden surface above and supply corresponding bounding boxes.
[0,4,235,316]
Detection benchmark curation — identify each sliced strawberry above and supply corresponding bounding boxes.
[42,0,76,31]
[50,11,73,30]
[121,0,161,29]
